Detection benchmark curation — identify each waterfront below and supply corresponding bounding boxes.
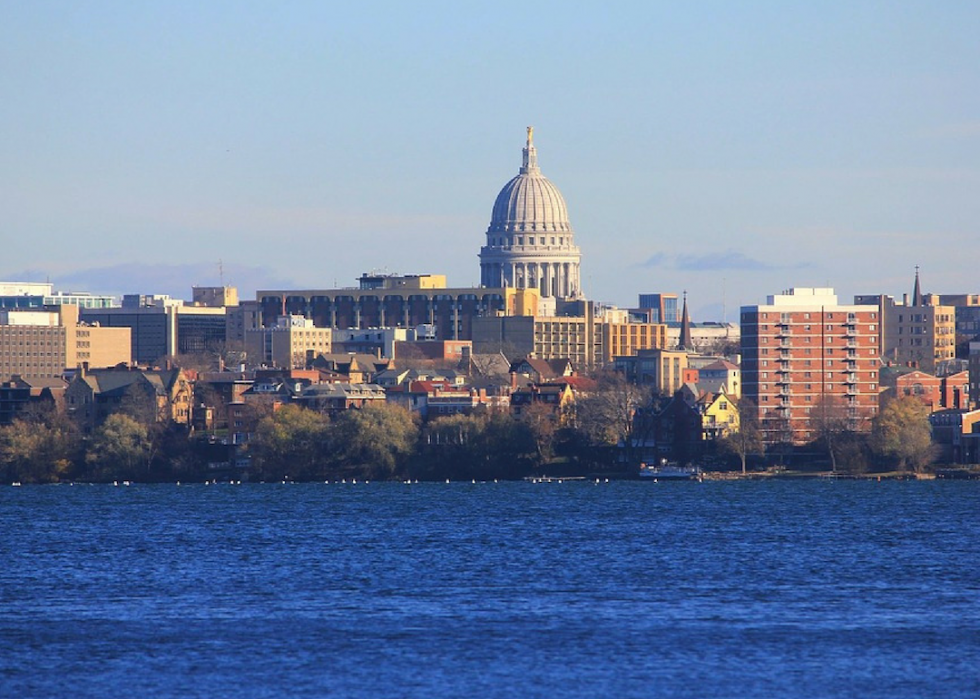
[2,480,978,698]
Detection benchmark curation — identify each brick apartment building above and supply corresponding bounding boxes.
[741,288,880,445]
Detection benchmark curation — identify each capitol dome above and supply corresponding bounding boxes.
[479,128,582,298]
[489,143,571,233]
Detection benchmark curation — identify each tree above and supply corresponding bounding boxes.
[573,371,652,468]
[85,413,152,481]
[719,398,764,474]
[0,414,79,483]
[249,404,331,481]
[811,394,852,473]
[872,395,936,472]
[418,411,535,481]
[118,380,163,425]
[330,403,419,480]
[519,401,559,465]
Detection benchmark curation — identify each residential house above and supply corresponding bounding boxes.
[0,376,67,425]
[65,364,193,431]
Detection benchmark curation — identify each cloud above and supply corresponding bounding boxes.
[639,252,669,268]
[921,121,980,139]
[675,250,774,271]
[48,263,297,300]
[638,249,792,271]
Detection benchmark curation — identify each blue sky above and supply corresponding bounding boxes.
[2,1,978,319]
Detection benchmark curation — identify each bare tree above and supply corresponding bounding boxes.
[719,397,764,474]
[574,370,652,468]
[811,394,851,473]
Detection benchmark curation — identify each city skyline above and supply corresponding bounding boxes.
[2,2,978,317]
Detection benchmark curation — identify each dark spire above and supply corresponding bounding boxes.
[678,291,693,351]
[912,265,922,306]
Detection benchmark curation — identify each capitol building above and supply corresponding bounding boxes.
[479,128,582,299]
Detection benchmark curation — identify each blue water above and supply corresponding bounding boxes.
[1,480,978,698]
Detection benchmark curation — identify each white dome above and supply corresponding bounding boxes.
[479,128,582,299]
[488,133,571,232]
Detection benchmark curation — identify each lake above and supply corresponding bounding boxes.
[1,480,978,698]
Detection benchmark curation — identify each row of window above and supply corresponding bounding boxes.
[491,236,566,247]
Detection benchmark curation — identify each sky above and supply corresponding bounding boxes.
[2,1,978,320]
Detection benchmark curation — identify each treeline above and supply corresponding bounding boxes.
[0,402,597,484]
[717,393,941,474]
[0,382,944,484]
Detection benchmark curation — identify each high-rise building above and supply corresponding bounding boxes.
[857,270,957,372]
[255,275,539,343]
[244,315,333,370]
[741,288,880,445]
[81,295,229,365]
[0,281,116,310]
[478,128,582,298]
[637,293,679,324]
[0,305,131,382]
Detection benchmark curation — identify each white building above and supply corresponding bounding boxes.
[478,128,582,299]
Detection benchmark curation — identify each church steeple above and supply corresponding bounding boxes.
[912,265,923,306]
[678,291,694,351]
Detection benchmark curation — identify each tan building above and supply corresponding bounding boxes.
[65,364,193,430]
[244,315,333,370]
[472,311,665,371]
[698,359,741,398]
[192,286,239,308]
[741,288,879,445]
[601,322,668,366]
[970,341,980,408]
[0,305,130,382]
[881,297,955,372]
[81,299,228,366]
[255,274,539,343]
[858,271,956,372]
[613,349,690,395]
